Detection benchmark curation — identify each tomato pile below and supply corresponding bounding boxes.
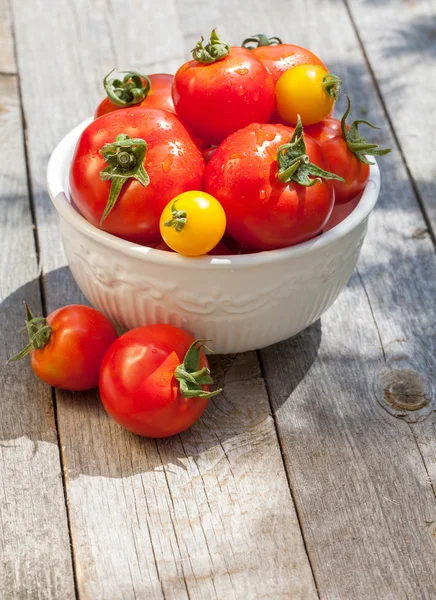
[70,29,390,255]
[9,30,392,440]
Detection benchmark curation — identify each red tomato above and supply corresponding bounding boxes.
[95,72,175,119]
[172,30,275,145]
[99,325,220,438]
[70,108,205,245]
[306,96,390,204]
[205,121,343,250]
[9,304,118,391]
[242,34,326,83]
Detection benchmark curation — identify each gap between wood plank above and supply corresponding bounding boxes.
[342,0,436,250]
[357,268,436,503]
[256,349,321,598]
[344,0,436,504]
[7,2,80,597]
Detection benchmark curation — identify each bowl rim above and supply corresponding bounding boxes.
[47,117,381,270]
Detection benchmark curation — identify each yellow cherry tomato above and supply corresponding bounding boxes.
[275,64,342,126]
[160,191,226,257]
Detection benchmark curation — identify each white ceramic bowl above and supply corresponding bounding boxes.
[47,118,380,354]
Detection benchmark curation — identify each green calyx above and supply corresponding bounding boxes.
[8,303,52,363]
[164,201,187,232]
[322,73,342,101]
[242,34,282,49]
[175,340,222,399]
[341,95,391,165]
[99,133,150,226]
[277,116,345,186]
[192,29,230,64]
[103,69,151,107]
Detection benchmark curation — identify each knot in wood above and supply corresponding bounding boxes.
[382,370,430,412]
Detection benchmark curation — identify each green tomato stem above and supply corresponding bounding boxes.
[192,29,230,64]
[175,339,222,399]
[340,95,391,165]
[8,302,52,363]
[277,116,345,186]
[103,69,151,107]
[99,133,150,226]
[241,34,282,49]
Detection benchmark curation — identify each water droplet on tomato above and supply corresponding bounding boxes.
[152,348,157,354]
[253,90,259,101]
[230,152,240,159]
[237,87,246,96]
[161,154,174,172]
[255,129,276,146]
[235,67,249,76]
[259,190,266,199]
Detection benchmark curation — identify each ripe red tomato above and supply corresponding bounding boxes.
[70,107,205,245]
[99,325,221,438]
[242,34,326,83]
[9,304,118,391]
[94,72,175,119]
[172,30,275,145]
[306,96,390,204]
[205,120,343,250]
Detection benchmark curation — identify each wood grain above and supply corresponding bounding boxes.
[0,76,75,598]
[0,0,15,73]
[10,0,317,597]
[256,0,436,598]
[346,0,436,238]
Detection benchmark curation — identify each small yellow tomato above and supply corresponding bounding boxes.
[275,64,342,126]
[160,191,226,257]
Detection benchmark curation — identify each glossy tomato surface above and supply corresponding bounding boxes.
[172,47,275,145]
[275,64,336,126]
[306,118,370,204]
[99,325,210,438]
[70,108,205,245]
[160,190,226,256]
[250,43,326,83]
[94,73,175,119]
[205,123,334,250]
[31,305,118,391]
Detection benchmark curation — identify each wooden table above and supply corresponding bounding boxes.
[1,0,435,598]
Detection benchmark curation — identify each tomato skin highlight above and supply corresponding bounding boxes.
[172,47,275,145]
[250,43,326,84]
[306,118,370,204]
[99,325,210,438]
[276,64,336,126]
[160,191,226,257]
[94,73,175,119]
[205,123,335,250]
[29,305,118,391]
[70,107,205,245]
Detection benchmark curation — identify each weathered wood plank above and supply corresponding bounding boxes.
[11,0,318,597]
[0,0,16,73]
[0,76,76,598]
[255,0,436,598]
[346,0,436,239]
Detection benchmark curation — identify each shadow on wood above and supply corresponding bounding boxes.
[3,266,322,480]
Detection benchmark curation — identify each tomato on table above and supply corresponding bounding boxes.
[70,107,205,245]
[9,304,118,391]
[275,64,342,126]
[160,191,226,256]
[94,71,175,118]
[172,29,275,145]
[306,96,391,204]
[99,325,221,438]
[205,119,344,250]
[241,34,326,83]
